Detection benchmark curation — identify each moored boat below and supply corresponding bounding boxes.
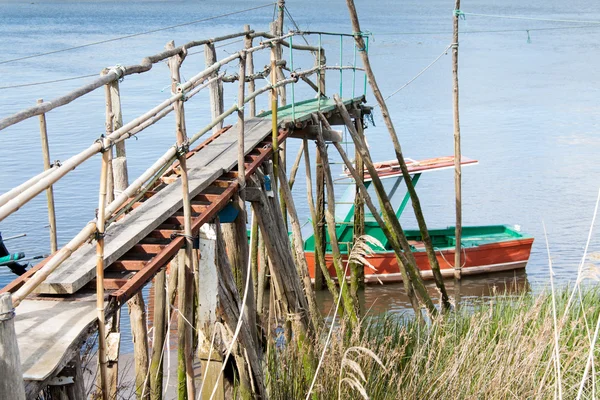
[302,156,534,284]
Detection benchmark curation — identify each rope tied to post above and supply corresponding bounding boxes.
[0,307,15,321]
[353,30,372,52]
[95,135,114,153]
[176,138,190,157]
[109,64,127,83]
[454,9,466,20]
[175,82,187,101]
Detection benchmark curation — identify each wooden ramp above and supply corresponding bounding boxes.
[0,96,366,387]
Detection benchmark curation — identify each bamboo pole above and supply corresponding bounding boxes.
[313,115,359,326]
[277,167,322,330]
[328,102,436,316]
[0,294,26,400]
[453,0,462,281]
[302,139,339,298]
[166,40,195,400]
[237,50,247,190]
[244,24,256,117]
[95,134,110,400]
[256,229,267,317]
[343,1,451,309]
[270,37,280,190]
[0,166,57,208]
[37,98,57,254]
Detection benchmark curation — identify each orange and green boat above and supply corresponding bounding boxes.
[302,156,534,283]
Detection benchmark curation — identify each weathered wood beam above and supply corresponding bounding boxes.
[289,125,343,142]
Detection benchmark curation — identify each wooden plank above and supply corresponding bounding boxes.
[15,299,98,381]
[36,117,272,295]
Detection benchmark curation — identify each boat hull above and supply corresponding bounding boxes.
[305,237,534,284]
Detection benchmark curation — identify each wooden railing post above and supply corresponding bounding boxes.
[166,40,196,400]
[0,293,26,400]
[244,24,256,117]
[205,42,223,134]
[37,98,57,254]
[350,107,365,295]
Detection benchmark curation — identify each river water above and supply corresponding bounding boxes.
[1,0,599,346]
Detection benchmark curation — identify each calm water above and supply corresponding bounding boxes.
[1,0,600,344]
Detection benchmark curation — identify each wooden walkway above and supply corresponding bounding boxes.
[0,96,364,391]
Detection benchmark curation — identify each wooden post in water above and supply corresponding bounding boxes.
[330,100,437,316]
[313,47,327,290]
[303,139,339,298]
[244,24,256,117]
[166,40,195,400]
[350,107,365,297]
[128,292,150,399]
[313,115,359,326]
[452,0,463,281]
[150,270,167,400]
[205,42,223,134]
[37,98,57,254]
[0,293,26,400]
[343,0,451,309]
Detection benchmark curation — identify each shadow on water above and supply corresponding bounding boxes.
[315,269,531,318]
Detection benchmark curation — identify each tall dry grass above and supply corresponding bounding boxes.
[264,288,600,399]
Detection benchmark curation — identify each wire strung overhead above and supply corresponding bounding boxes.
[0,2,276,66]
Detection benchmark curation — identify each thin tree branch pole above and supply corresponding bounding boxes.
[287,142,304,190]
[129,292,150,399]
[277,167,322,331]
[102,81,115,205]
[270,38,280,192]
[150,270,166,400]
[313,116,359,326]
[95,135,111,400]
[452,0,462,280]
[302,139,339,298]
[343,1,451,309]
[166,41,195,400]
[244,24,256,117]
[326,104,435,315]
[0,31,255,131]
[250,211,259,302]
[37,98,57,254]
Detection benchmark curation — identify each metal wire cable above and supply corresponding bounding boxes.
[376,24,600,35]
[0,73,99,90]
[377,44,452,105]
[0,2,275,65]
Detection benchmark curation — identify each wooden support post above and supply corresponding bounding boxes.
[350,108,365,296]
[313,115,359,327]
[313,47,327,291]
[128,292,150,399]
[343,1,451,309]
[237,50,247,190]
[256,229,267,317]
[250,212,259,303]
[302,139,339,298]
[96,132,110,400]
[0,293,26,400]
[150,270,166,400]
[105,311,121,399]
[37,98,57,254]
[329,101,437,316]
[205,42,224,134]
[249,172,312,338]
[275,3,287,187]
[214,221,266,399]
[166,40,195,400]
[244,25,256,118]
[277,167,322,330]
[452,0,463,281]
[287,142,304,190]
[110,79,129,199]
